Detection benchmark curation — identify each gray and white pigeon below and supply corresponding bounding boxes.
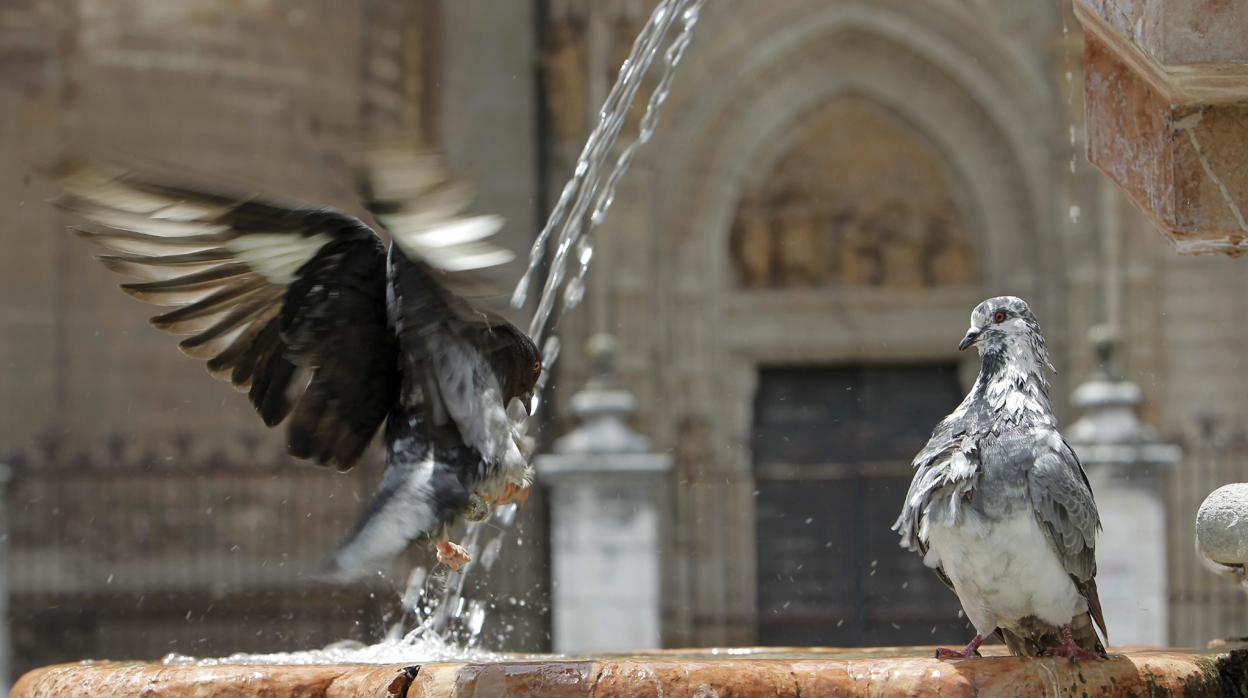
[55,152,541,577]
[893,296,1107,660]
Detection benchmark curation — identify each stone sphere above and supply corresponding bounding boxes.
[1196,483,1248,565]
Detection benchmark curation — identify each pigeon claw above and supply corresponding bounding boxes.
[935,634,984,660]
[435,540,471,571]
[1041,625,1103,662]
[482,481,530,506]
[502,481,530,504]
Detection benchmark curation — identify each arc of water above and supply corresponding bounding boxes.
[411,0,709,643]
[563,0,707,312]
[515,0,702,347]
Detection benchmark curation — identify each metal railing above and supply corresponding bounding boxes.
[1165,420,1248,647]
[3,432,395,673]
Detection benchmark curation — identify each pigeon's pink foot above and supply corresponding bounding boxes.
[435,540,471,570]
[935,634,984,659]
[501,481,530,504]
[1042,625,1103,662]
[483,481,530,506]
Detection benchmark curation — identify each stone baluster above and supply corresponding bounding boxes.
[537,334,672,654]
[1066,326,1181,646]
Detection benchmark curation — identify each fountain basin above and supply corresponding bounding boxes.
[13,646,1248,697]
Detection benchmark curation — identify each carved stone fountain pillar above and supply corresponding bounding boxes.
[1074,0,1248,254]
[1066,327,1181,646]
[536,335,672,654]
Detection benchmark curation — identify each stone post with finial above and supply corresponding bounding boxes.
[1066,325,1181,646]
[536,333,672,654]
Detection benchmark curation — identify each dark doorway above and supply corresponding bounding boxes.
[753,364,970,646]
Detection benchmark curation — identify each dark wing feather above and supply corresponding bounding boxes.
[1075,576,1107,649]
[361,144,535,459]
[1029,434,1107,644]
[57,166,396,469]
[282,236,399,466]
[387,248,532,439]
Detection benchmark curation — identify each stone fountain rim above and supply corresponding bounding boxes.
[13,646,1248,697]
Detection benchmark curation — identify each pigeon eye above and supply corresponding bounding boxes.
[992,310,1008,324]
[532,360,541,374]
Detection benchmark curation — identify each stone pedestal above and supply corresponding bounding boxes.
[540,453,670,655]
[1074,0,1248,254]
[1066,328,1181,646]
[536,335,673,654]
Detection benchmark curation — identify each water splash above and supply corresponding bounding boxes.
[162,635,501,666]
[176,2,713,667]
[415,0,709,646]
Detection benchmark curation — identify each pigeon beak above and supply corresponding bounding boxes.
[958,328,980,351]
[521,391,535,416]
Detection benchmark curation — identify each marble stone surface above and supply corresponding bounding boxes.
[1197,484,1248,566]
[1077,0,1248,66]
[1076,0,1248,254]
[12,647,1248,697]
[540,453,670,654]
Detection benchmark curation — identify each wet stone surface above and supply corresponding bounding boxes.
[12,646,1248,697]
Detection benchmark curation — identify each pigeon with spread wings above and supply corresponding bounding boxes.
[55,153,540,576]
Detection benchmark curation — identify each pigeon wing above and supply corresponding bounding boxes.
[57,166,397,470]
[894,416,979,553]
[359,142,536,471]
[1028,433,1107,642]
[323,145,531,577]
[387,248,532,471]
[894,416,981,593]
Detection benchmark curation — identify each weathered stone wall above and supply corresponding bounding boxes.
[0,0,547,675]
[546,0,1069,646]
[541,0,1248,647]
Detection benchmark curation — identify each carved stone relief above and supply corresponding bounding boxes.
[730,96,978,290]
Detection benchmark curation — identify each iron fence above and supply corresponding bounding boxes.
[1166,420,1248,647]
[3,431,400,675]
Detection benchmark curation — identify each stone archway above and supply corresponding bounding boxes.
[578,0,1061,645]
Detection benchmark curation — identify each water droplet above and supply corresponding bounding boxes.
[466,601,486,637]
[564,277,585,308]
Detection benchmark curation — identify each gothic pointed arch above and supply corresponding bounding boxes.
[730,94,978,290]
